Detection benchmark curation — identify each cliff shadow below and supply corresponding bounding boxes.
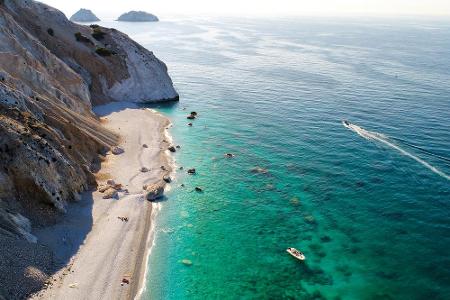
[93,100,179,117]
[33,192,94,270]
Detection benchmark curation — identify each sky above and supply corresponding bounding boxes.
[38,0,450,18]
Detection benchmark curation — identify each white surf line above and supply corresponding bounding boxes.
[343,121,450,181]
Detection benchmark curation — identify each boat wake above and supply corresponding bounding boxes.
[343,120,450,181]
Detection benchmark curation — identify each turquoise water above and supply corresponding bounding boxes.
[101,17,450,299]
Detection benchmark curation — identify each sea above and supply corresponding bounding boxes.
[98,16,450,299]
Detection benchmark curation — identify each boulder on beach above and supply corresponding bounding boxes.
[142,144,148,148]
[102,188,118,199]
[144,181,165,201]
[112,147,124,155]
[163,175,172,183]
[140,167,149,173]
[168,146,176,152]
[70,8,100,22]
[117,11,159,22]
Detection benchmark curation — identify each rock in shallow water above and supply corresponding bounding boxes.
[144,182,165,201]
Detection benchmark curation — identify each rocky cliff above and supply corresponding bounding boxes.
[0,0,178,298]
[69,8,100,22]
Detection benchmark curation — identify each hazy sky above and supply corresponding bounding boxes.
[38,0,450,18]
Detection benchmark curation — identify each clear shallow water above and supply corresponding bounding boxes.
[100,17,450,299]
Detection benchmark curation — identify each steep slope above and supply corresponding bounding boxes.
[0,0,178,298]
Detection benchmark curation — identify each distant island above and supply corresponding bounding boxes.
[70,8,100,22]
[117,11,159,22]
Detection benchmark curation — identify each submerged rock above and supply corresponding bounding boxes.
[117,11,159,22]
[250,166,269,174]
[187,168,196,175]
[195,187,203,192]
[181,259,193,266]
[70,8,100,22]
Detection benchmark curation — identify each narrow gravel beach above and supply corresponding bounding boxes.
[31,102,172,300]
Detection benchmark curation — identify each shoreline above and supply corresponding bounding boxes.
[133,114,176,300]
[31,102,174,300]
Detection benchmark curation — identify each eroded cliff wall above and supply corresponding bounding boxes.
[0,0,178,298]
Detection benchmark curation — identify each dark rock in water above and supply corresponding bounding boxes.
[355,181,365,187]
[190,111,198,116]
[224,153,234,158]
[163,175,171,183]
[320,235,332,243]
[187,115,195,120]
[187,168,196,175]
[195,187,203,192]
[179,166,184,170]
[180,184,185,187]
[168,146,176,152]
[176,145,181,149]
[188,123,193,126]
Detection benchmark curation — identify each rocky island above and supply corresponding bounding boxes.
[0,0,178,299]
[117,11,159,22]
[69,8,100,22]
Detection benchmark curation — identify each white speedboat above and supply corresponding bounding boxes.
[286,247,306,261]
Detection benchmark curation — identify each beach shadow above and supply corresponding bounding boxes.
[148,195,169,203]
[33,192,94,270]
[93,101,179,117]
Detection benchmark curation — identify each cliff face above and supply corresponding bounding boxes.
[0,0,178,297]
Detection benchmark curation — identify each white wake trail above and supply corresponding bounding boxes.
[343,121,450,181]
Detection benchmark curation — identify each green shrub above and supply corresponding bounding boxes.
[74,32,93,44]
[47,28,54,36]
[91,28,106,41]
[95,47,114,57]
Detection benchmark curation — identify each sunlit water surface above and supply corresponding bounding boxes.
[99,17,450,299]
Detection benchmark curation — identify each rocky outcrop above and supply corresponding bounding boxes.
[117,11,159,22]
[0,0,178,298]
[70,9,100,22]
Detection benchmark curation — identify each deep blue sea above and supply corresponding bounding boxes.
[100,16,450,299]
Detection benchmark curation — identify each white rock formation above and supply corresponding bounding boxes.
[70,8,100,22]
[117,11,159,22]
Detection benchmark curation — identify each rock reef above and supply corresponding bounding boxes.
[69,8,100,22]
[117,11,159,22]
[0,0,178,298]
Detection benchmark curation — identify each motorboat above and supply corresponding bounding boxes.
[286,247,306,261]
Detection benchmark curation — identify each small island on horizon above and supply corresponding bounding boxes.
[70,8,100,22]
[117,11,159,22]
